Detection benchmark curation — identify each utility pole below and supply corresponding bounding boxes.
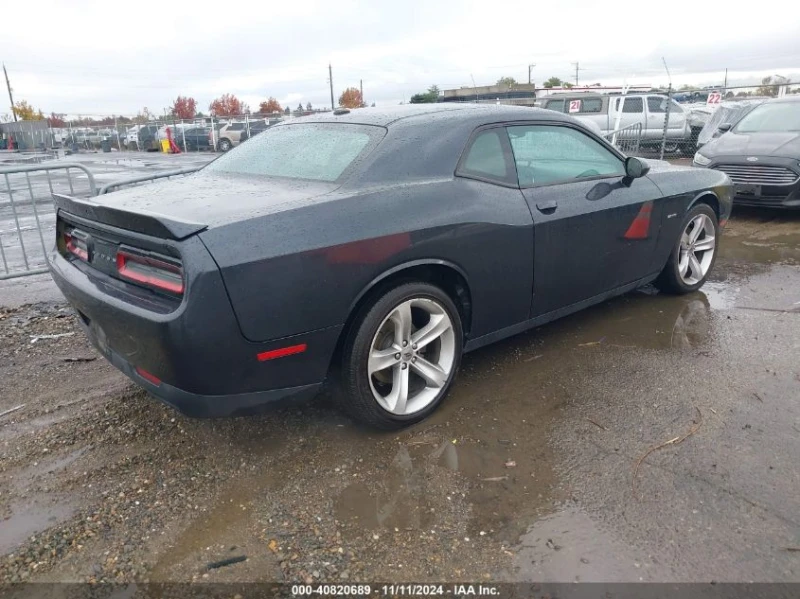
[328,64,335,110]
[528,64,536,85]
[3,63,17,122]
[572,62,581,87]
[723,68,728,93]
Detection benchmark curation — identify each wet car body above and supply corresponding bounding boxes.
[693,96,800,209]
[48,104,732,419]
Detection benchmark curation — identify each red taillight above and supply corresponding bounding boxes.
[116,249,184,295]
[64,233,89,261]
[256,343,307,362]
[135,366,161,386]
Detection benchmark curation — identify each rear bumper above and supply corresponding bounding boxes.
[48,242,340,417]
[85,321,321,417]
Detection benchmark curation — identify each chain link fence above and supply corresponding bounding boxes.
[1,113,302,155]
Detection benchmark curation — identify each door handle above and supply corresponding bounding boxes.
[536,200,558,214]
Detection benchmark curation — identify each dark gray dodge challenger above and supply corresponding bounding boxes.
[49,104,733,429]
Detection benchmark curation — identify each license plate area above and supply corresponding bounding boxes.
[735,183,761,197]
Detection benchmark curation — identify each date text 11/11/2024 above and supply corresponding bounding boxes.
[290,584,500,596]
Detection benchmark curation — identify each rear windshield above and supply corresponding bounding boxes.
[205,123,383,182]
[734,102,800,133]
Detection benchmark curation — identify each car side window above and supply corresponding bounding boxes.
[615,97,644,113]
[580,98,603,113]
[647,97,671,113]
[507,125,625,187]
[544,99,565,113]
[457,129,512,184]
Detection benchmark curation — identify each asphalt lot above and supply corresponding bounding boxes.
[0,152,215,278]
[0,201,798,584]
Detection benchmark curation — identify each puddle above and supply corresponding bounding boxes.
[148,464,282,581]
[0,498,78,555]
[702,281,739,310]
[97,159,147,168]
[334,445,436,532]
[0,411,72,442]
[9,446,89,493]
[512,507,674,582]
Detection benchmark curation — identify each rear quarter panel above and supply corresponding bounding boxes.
[200,178,535,343]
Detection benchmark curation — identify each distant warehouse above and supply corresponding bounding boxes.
[442,84,538,106]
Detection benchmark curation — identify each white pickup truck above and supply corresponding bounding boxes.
[540,93,694,154]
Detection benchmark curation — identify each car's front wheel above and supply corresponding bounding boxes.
[338,282,463,429]
[218,138,232,152]
[655,203,719,294]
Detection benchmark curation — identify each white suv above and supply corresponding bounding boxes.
[217,122,247,152]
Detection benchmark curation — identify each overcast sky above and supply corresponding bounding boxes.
[2,0,799,118]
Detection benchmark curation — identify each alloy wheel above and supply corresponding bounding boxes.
[367,298,456,415]
[678,213,716,285]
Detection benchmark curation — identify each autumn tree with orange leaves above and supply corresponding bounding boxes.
[338,87,363,109]
[171,96,197,119]
[209,94,249,117]
[258,97,282,113]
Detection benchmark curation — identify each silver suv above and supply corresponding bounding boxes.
[541,93,693,153]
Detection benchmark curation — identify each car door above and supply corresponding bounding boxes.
[506,123,664,316]
[646,96,688,140]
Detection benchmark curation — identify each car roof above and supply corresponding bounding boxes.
[291,103,572,128]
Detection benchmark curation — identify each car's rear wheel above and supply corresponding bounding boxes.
[219,138,232,152]
[655,204,719,294]
[338,282,463,429]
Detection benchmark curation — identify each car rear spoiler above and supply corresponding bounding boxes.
[53,193,207,241]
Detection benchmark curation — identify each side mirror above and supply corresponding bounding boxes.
[624,156,650,180]
[718,123,732,132]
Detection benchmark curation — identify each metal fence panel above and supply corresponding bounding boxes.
[0,163,96,280]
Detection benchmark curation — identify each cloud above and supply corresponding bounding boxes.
[1,0,798,115]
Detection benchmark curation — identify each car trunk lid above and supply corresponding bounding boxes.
[84,172,340,230]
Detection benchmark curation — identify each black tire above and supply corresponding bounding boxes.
[219,138,232,152]
[654,203,719,294]
[337,282,463,430]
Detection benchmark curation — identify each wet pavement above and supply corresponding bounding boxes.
[0,208,798,583]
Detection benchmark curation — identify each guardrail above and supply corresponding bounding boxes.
[605,122,643,156]
[1,162,201,280]
[0,163,97,280]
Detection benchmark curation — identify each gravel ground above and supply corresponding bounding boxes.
[1,208,799,585]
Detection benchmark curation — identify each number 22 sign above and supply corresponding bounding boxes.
[707,92,722,105]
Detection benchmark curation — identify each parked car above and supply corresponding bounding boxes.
[124,126,141,150]
[137,125,161,151]
[238,120,271,143]
[49,104,731,429]
[695,99,767,149]
[217,122,247,151]
[176,127,213,151]
[541,93,693,153]
[693,96,800,209]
